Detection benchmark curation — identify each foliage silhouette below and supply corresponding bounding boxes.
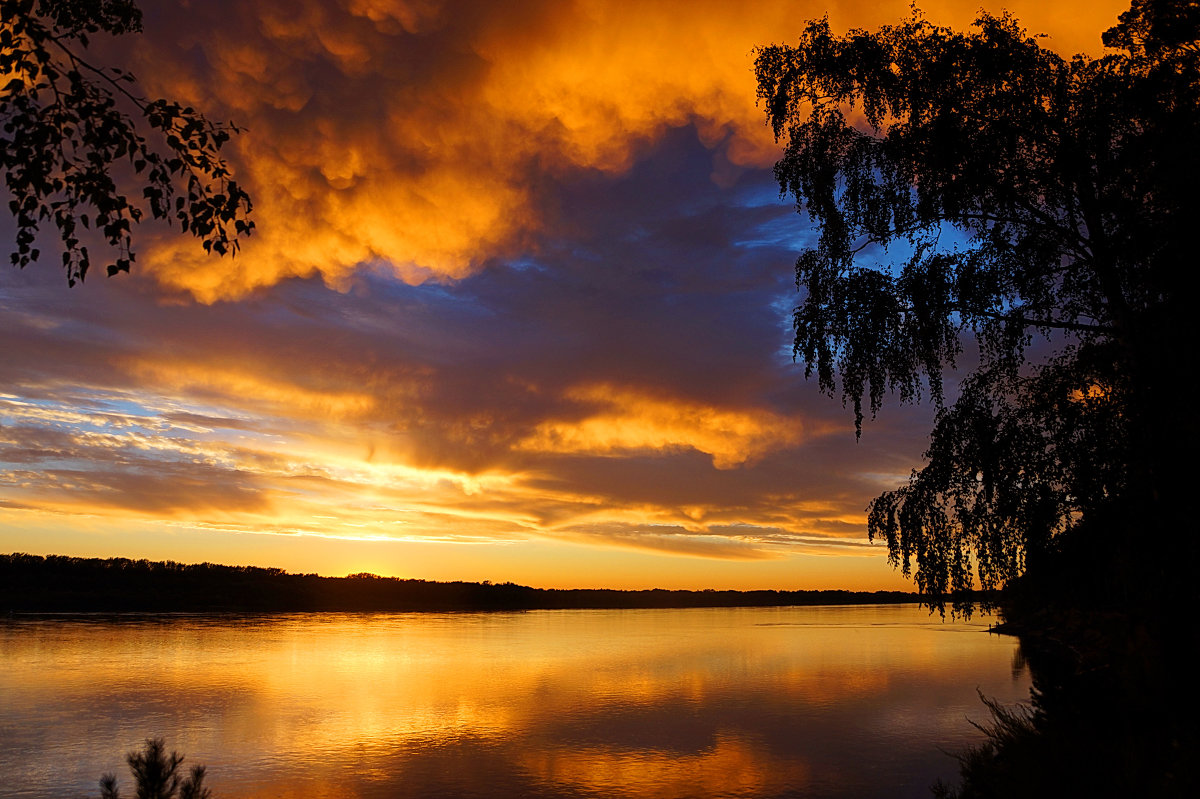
[931,611,1198,797]
[98,738,212,799]
[0,552,924,612]
[755,0,1197,613]
[931,692,1041,799]
[1,0,253,285]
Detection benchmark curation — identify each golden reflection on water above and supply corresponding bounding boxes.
[0,606,1029,799]
[520,733,810,797]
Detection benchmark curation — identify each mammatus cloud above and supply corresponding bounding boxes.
[122,0,1126,301]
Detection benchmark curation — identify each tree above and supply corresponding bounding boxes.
[98,738,213,799]
[755,1,1198,612]
[1,0,253,285]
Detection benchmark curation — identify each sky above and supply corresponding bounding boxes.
[0,0,1126,590]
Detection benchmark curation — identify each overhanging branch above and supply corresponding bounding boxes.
[953,306,1113,335]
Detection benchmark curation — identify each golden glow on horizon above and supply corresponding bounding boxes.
[0,381,875,576]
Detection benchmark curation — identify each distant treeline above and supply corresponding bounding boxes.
[1,553,925,613]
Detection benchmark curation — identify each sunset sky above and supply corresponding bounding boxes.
[0,0,1125,590]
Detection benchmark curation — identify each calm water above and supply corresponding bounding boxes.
[0,605,1029,799]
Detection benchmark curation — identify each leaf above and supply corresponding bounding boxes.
[2,0,254,285]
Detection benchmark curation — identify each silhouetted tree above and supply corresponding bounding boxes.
[756,1,1197,612]
[1,0,253,285]
[98,738,212,799]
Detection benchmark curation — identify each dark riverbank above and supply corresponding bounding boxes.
[1,553,928,613]
[945,599,1197,798]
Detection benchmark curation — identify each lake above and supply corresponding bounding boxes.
[0,604,1029,798]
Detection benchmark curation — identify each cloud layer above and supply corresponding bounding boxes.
[1,0,1127,586]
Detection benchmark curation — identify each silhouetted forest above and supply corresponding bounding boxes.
[0,553,925,613]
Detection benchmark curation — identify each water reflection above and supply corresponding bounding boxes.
[0,605,1029,798]
[520,733,809,797]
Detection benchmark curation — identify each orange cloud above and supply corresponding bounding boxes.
[516,383,809,468]
[122,0,1125,301]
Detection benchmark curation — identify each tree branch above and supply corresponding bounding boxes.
[951,305,1113,335]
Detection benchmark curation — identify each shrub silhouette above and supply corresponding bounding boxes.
[98,738,212,799]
